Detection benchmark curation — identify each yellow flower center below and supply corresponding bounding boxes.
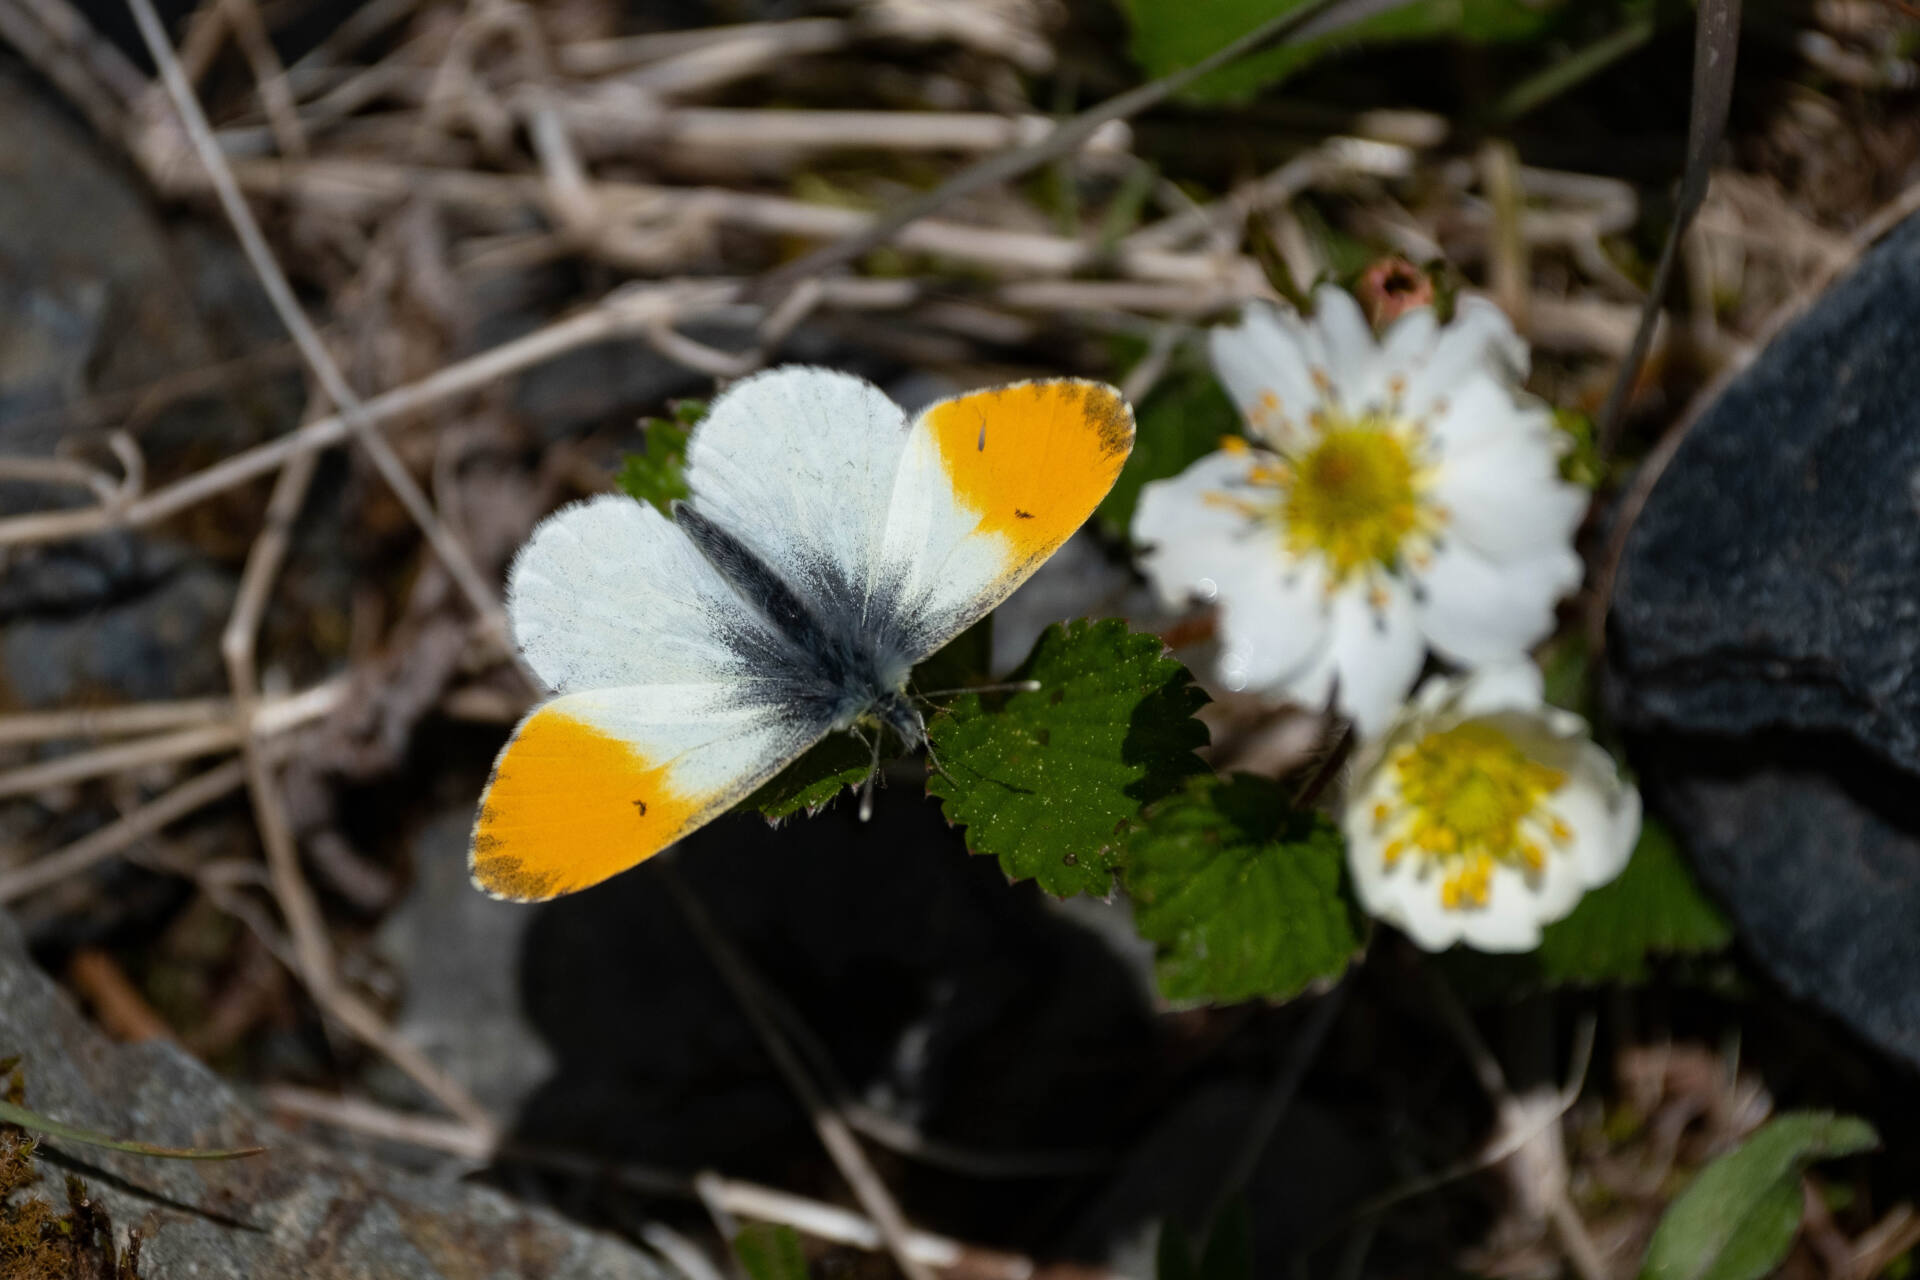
[1280,421,1422,583]
[1374,721,1570,911]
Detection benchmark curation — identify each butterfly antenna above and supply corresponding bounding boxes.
[914,679,1042,701]
[857,726,884,823]
[922,734,956,787]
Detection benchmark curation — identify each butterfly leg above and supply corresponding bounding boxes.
[856,726,885,823]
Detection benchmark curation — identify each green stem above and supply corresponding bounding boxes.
[0,1098,265,1161]
[1490,14,1658,123]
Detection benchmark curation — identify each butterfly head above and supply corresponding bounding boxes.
[867,688,926,753]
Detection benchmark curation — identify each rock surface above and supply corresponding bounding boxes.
[0,907,668,1279]
[374,809,554,1116]
[1609,211,1920,1068]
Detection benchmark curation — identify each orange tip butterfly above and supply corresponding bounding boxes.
[470,366,1135,901]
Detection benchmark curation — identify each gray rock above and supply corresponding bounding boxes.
[1611,212,1920,765]
[1609,210,1920,1067]
[1634,737,1920,1066]
[0,906,668,1279]
[2,548,236,707]
[374,810,554,1116]
[0,65,290,509]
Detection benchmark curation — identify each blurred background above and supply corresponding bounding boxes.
[3,0,1920,1276]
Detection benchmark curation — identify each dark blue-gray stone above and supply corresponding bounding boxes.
[1609,212,1920,1068]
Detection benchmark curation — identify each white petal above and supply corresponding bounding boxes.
[1325,577,1424,737]
[1421,371,1555,460]
[1132,450,1268,609]
[1561,743,1641,889]
[1458,861,1560,951]
[1367,306,1440,409]
[1280,641,1340,716]
[1212,554,1332,692]
[1208,304,1319,446]
[1414,539,1581,666]
[1310,284,1378,409]
[1452,663,1546,718]
[1400,297,1528,420]
[1432,445,1588,564]
[1342,781,1466,952]
[1356,847,1472,952]
[1133,450,1335,694]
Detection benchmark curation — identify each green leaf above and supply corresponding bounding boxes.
[0,1097,264,1161]
[734,1223,811,1280]
[1535,818,1733,986]
[1124,775,1364,1004]
[744,734,874,821]
[1538,631,1592,716]
[927,619,1210,897]
[615,399,706,513]
[1114,0,1570,104]
[1098,364,1241,537]
[1642,1112,1878,1280]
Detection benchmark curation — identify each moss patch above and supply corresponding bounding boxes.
[0,1057,143,1279]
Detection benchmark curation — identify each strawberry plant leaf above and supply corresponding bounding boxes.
[1124,774,1364,1004]
[927,619,1210,897]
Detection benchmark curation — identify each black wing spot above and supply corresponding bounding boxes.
[1014,508,1034,520]
[632,799,648,817]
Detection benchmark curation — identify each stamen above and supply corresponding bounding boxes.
[1383,722,1569,913]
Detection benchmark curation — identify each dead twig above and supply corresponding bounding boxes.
[0,757,250,904]
[262,1084,1097,1280]
[67,947,174,1042]
[126,0,515,658]
[755,0,1415,295]
[217,0,307,158]
[0,278,731,551]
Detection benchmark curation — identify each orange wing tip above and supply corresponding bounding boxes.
[922,379,1136,564]
[468,835,565,903]
[469,704,705,902]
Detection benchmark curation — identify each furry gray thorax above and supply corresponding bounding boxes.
[672,501,928,751]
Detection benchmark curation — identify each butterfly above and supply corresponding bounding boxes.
[469,365,1135,901]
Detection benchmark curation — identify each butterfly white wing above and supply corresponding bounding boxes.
[682,367,912,616]
[474,369,1134,901]
[687,368,1134,664]
[472,495,832,901]
[876,377,1135,652]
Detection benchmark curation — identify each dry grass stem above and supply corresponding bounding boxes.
[0,0,145,137]
[263,1084,1094,1280]
[0,757,250,905]
[0,723,240,801]
[0,698,234,747]
[0,279,728,550]
[218,0,307,157]
[127,0,513,651]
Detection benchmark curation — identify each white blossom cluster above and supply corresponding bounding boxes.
[1133,286,1640,951]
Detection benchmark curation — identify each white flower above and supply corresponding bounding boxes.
[1131,285,1587,735]
[1341,664,1640,953]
